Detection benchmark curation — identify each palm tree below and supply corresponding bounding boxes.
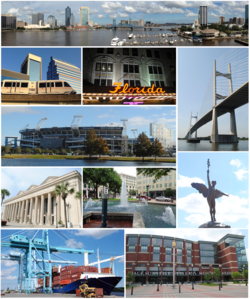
[1,189,10,206]
[75,191,82,200]
[53,182,75,228]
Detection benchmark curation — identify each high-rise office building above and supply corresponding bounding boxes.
[20,53,42,82]
[65,6,71,27]
[32,12,44,25]
[219,16,225,24]
[245,5,249,26]
[1,14,16,29]
[70,13,75,26]
[199,6,207,26]
[47,15,56,28]
[80,7,89,26]
[47,57,81,94]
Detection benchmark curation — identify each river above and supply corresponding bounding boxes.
[1,29,245,47]
[1,159,176,167]
[178,140,248,151]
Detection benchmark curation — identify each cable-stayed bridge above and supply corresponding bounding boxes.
[185,49,248,143]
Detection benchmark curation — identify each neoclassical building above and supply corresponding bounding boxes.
[2,171,82,228]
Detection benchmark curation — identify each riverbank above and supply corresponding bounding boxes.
[2,154,176,163]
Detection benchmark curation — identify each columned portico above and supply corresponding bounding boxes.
[40,195,44,225]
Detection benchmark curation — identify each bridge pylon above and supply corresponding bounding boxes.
[187,112,200,143]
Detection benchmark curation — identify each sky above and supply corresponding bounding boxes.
[2,48,81,81]
[1,168,81,204]
[178,48,249,138]
[177,152,249,228]
[1,229,124,290]
[1,1,248,25]
[1,106,176,144]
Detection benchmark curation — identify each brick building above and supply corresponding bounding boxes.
[126,234,247,284]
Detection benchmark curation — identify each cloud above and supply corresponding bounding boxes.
[8,8,22,16]
[234,169,248,180]
[2,107,41,115]
[97,114,113,119]
[89,9,99,15]
[1,267,18,280]
[74,230,119,239]
[178,174,205,188]
[98,15,106,19]
[210,12,219,17]
[65,239,84,249]
[230,159,242,168]
[118,256,124,263]
[118,12,129,18]
[124,6,137,13]
[109,13,118,18]
[185,10,197,17]
[1,260,18,267]
[101,2,123,14]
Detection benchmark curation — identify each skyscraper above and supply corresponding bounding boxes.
[47,57,81,94]
[47,15,56,28]
[245,5,249,26]
[1,14,16,29]
[20,53,42,82]
[32,12,44,25]
[80,7,89,26]
[65,6,71,27]
[199,6,207,26]
[70,13,75,26]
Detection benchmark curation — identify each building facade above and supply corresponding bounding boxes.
[65,6,71,27]
[2,171,82,228]
[80,7,89,26]
[245,5,249,26]
[47,15,56,28]
[119,173,136,193]
[70,13,75,26]
[47,57,81,94]
[199,6,207,26]
[20,53,42,82]
[32,13,44,25]
[2,69,29,82]
[219,16,225,24]
[136,169,176,198]
[17,21,27,27]
[1,14,16,29]
[126,234,247,284]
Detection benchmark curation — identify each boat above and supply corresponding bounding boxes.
[169,40,174,44]
[118,40,125,46]
[111,37,120,46]
[180,39,184,42]
[188,38,193,42]
[128,33,133,39]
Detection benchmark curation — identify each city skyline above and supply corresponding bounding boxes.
[2,1,248,26]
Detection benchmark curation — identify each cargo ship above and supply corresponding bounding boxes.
[37,265,122,295]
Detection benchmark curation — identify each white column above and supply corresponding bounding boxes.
[40,195,44,225]
[5,206,9,220]
[24,199,29,224]
[56,195,60,225]
[20,201,25,223]
[29,198,34,223]
[47,193,52,226]
[34,196,38,224]
[13,203,18,222]
[17,202,22,221]
[11,204,15,222]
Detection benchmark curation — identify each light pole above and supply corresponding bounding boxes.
[157,264,160,291]
[172,239,176,288]
[191,263,194,290]
[219,265,222,288]
[101,194,108,228]
[32,132,35,153]
[66,203,70,228]
[242,265,245,285]
[55,202,58,228]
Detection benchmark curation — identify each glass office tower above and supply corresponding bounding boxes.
[1,14,16,29]
[20,54,42,82]
[65,6,71,27]
[80,7,89,26]
[47,57,81,94]
[32,13,44,25]
[245,5,249,26]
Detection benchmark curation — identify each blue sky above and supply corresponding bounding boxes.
[1,106,176,145]
[1,229,124,290]
[1,1,248,25]
[177,152,249,228]
[1,168,81,204]
[2,48,81,81]
[178,48,249,138]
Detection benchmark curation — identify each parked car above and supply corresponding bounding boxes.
[155,196,172,202]
[139,195,151,201]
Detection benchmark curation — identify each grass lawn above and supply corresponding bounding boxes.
[201,283,227,286]
[2,154,175,163]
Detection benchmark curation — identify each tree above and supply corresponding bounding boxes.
[164,188,175,198]
[126,271,134,284]
[129,190,136,197]
[108,173,122,198]
[150,138,164,161]
[75,190,82,201]
[231,272,241,280]
[133,133,152,161]
[212,269,221,281]
[1,189,10,206]
[204,272,212,281]
[84,129,99,157]
[15,147,22,154]
[34,148,42,154]
[60,148,67,155]
[97,137,109,157]
[243,269,248,280]
[137,168,174,182]
[2,146,11,154]
[53,182,75,228]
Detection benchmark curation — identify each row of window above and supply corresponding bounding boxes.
[95,48,165,59]
[2,81,71,88]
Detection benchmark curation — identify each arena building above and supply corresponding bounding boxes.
[126,233,247,284]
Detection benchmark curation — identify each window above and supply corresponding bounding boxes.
[187,257,192,263]
[55,82,63,87]
[101,63,107,72]
[107,79,112,86]
[97,48,104,53]
[187,250,192,256]
[21,82,28,88]
[64,82,71,87]
[158,67,163,74]
[146,50,152,57]
[46,82,50,87]
[134,65,139,73]
[165,247,171,253]
[141,246,148,252]
[176,256,182,263]
[186,243,192,250]
[51,82,54,87]
[95,63,101,71]
[153,254,159,261]
[164,238,173,247]
[123,48,129,55]
[177,249,182,255]
[128,246,135,252]
[132,48,138,56]
[107,64,113,72]
[176,241,183,249]
[153,246,160,253]
[165,183,167,187]
[148,66,153,74]
[128,236,138,245]
[107,48,114,54]
[165,255,171,262]
[154,50,160,58]
[129,65,134,73]
[4,82,12,87]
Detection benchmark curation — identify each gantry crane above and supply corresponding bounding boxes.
[1,230,94,294]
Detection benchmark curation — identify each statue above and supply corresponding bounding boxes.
[191,159,230,228]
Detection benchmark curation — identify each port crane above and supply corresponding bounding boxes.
[1,230,94,294]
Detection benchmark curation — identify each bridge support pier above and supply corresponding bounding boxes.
[230,109,238,142]
[211,107,219,143]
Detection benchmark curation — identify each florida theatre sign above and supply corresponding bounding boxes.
[109,82,166,94]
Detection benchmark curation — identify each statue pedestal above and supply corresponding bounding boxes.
[199,221,231,228]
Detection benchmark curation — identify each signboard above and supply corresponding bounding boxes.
[110,83,166,94]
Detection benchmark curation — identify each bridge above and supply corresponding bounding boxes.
[185,49,248,143]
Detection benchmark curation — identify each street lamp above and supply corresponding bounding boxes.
[242,265,245,286]
[55,202,58,228]
[157,264,160,291]
[191,263,194,290]
[172,239,176,288]
[100,193,108,228]
[219,265,222,288]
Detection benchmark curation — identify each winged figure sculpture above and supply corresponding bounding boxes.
[191,169,228,222]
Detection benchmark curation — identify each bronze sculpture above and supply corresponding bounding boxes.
[191,159,228,223]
